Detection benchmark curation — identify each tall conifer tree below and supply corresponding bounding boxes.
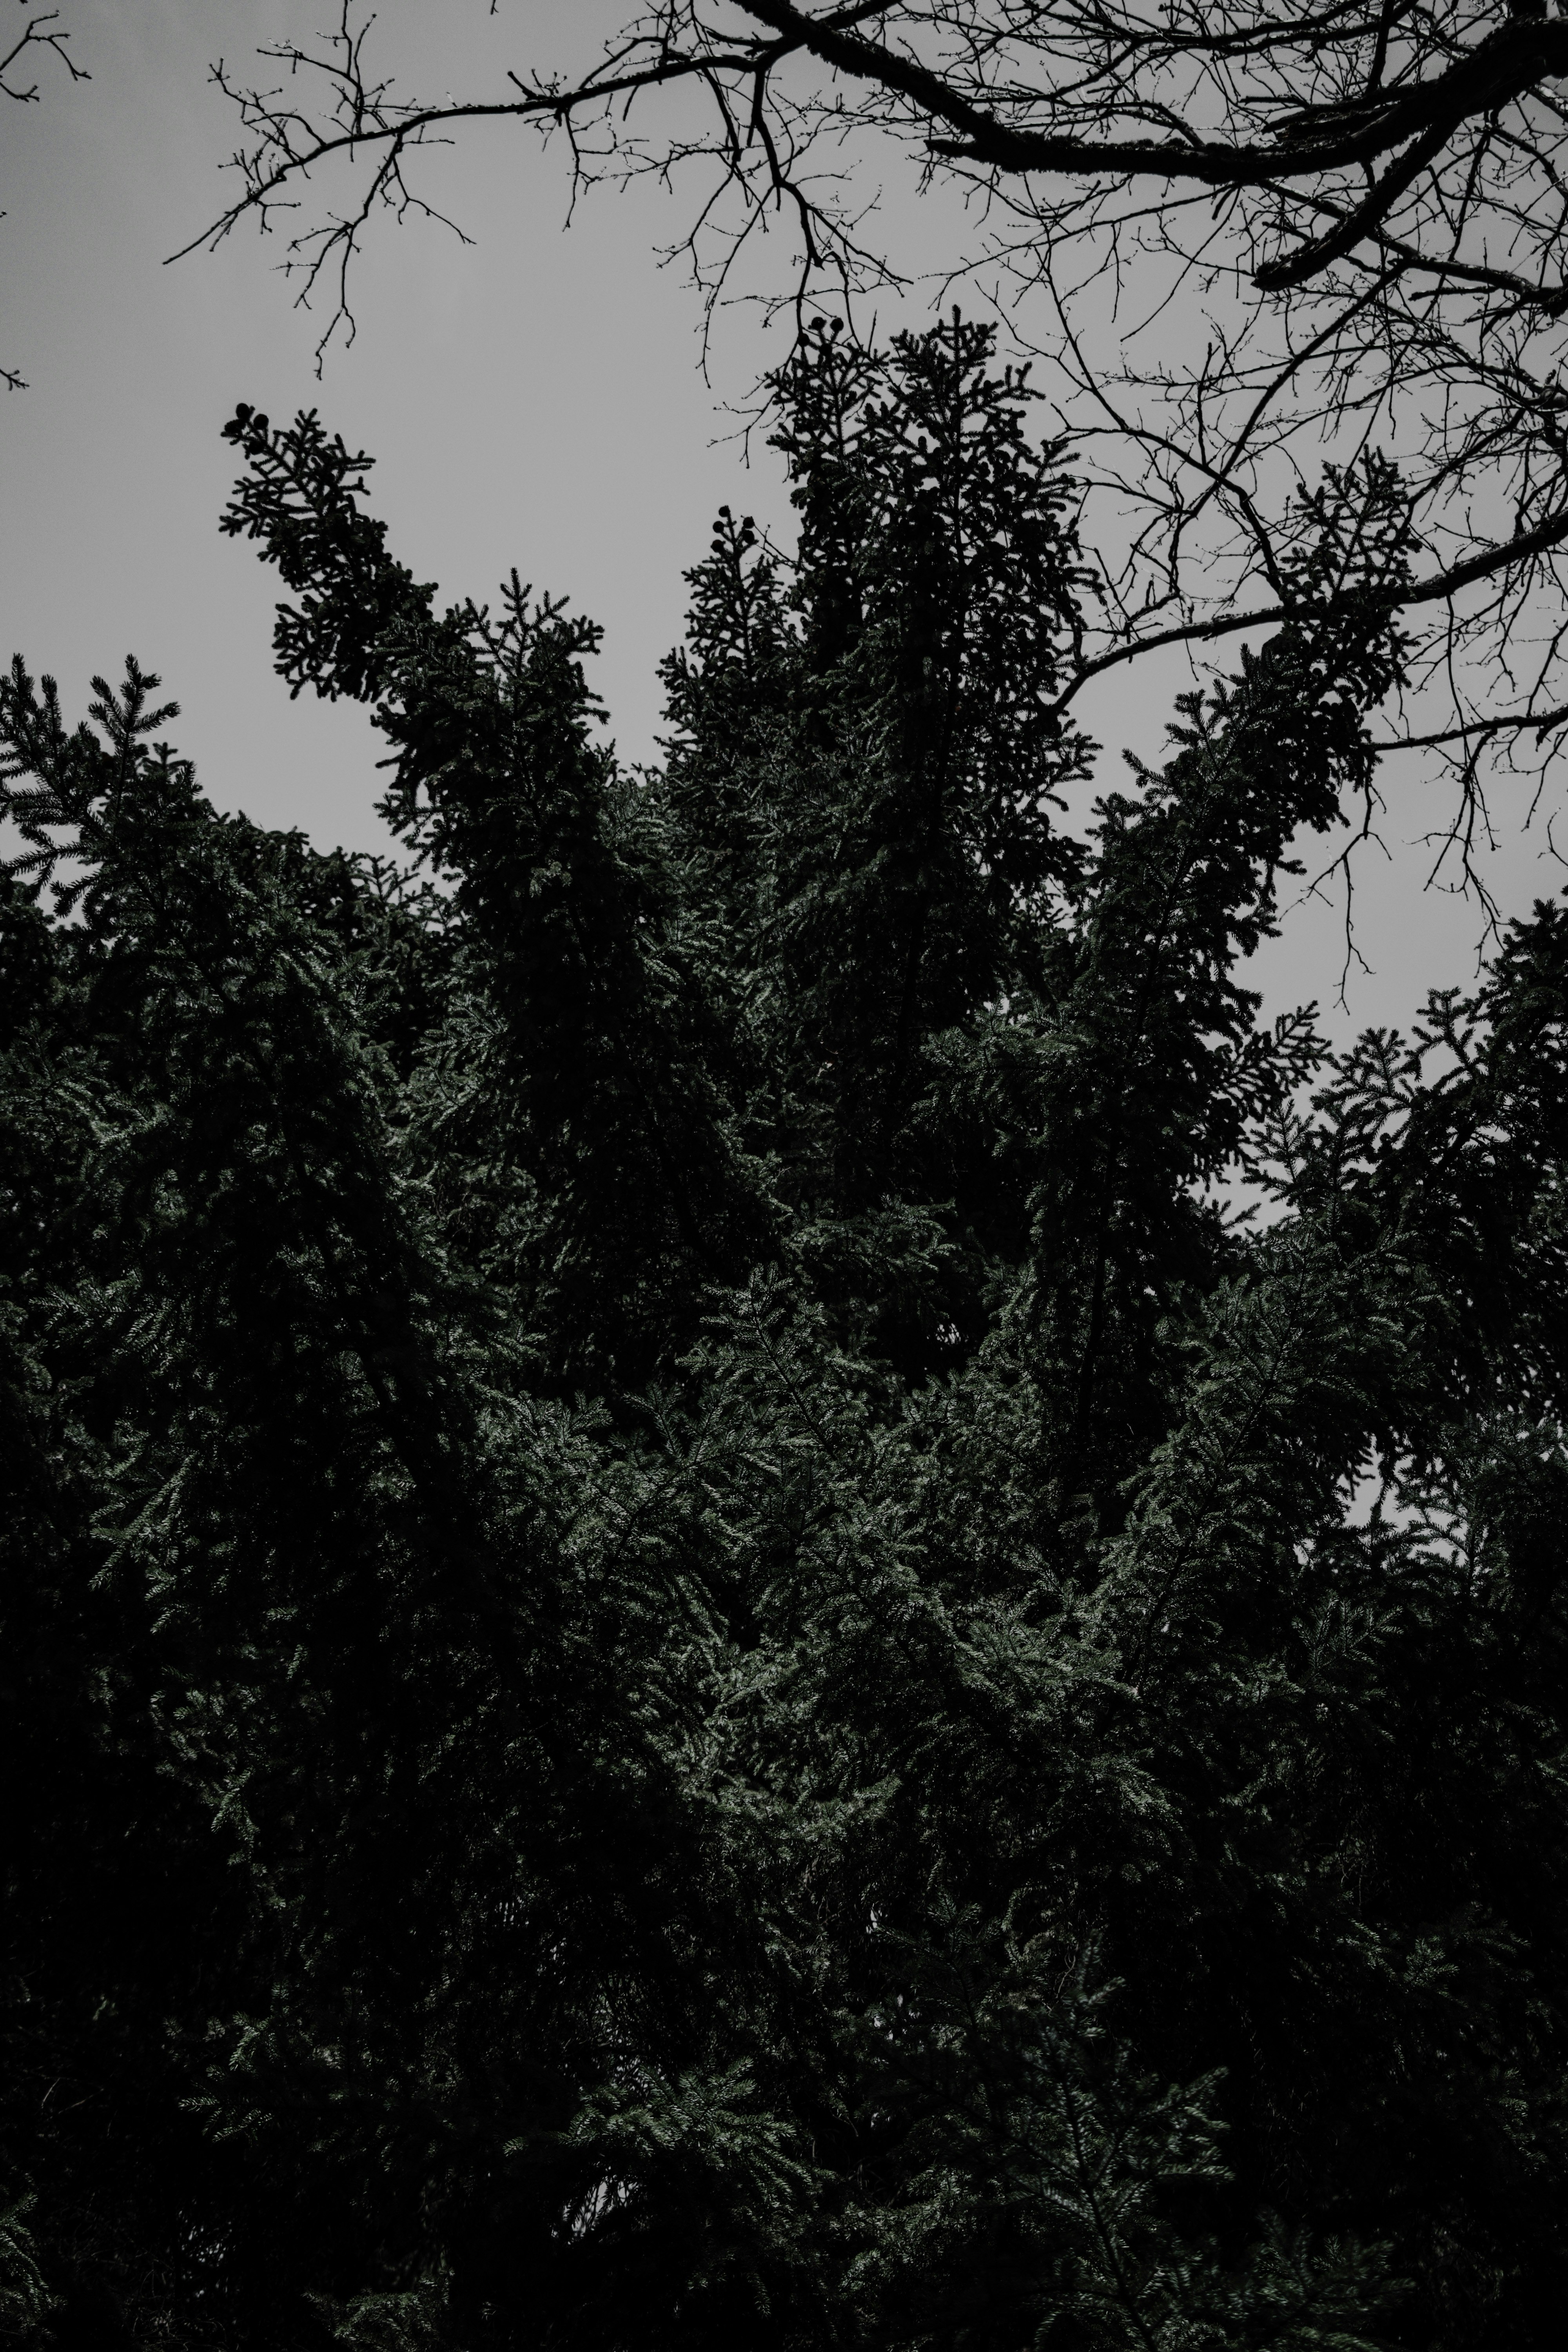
[2,321,1564,2350]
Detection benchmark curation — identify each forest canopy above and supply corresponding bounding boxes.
[2,318,1566,2350]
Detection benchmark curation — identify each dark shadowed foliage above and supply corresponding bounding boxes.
[2,318,1565,2351]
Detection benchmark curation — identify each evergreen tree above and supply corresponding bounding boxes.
[2,320,1564,2350]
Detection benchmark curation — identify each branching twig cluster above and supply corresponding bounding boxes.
[3,5,88,388]
[178,3,1568,885]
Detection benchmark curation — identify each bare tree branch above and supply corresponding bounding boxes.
[3,7,89,387]
[736,4,1568,216]
[0,5,82,103]
[1054,497,1568,710]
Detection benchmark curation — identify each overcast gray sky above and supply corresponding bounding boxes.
[4,0,1561,1040]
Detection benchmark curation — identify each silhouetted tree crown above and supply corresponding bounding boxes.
[2,318,1565,2352]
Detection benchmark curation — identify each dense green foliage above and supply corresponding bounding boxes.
[3,319,1566,2351]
